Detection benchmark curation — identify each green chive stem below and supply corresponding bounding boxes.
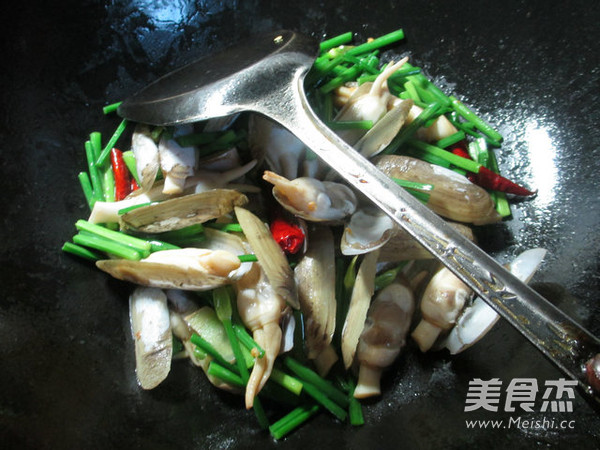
[283,357,349,408]
[75,220,152,255]
[346,29,404,56]
[121,150,141,184]
[327,120,373,131]
[102,102,122,115]
[61,241,102,261]
[207,361,245,388]
[436,131,466,149]
[269,404,320,439]
[407,139,481,173]
[85,141,104,203]
[78,172,95,209]
[319,31,353,53]
[96,118,128,166]
[190,333,238,374]
[299,380,347,421]
[450,96,503,143]
[238,254,258,263]
[72,233,142,260]
[233,324,265,358]
[102,165,115,202]
[270,369,303,396]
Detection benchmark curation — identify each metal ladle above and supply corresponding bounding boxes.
[118,30,600,400]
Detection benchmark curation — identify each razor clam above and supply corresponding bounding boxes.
[341,249,380,369]
[119,189,248,233]
[159,124,196,194]
[234,206,299,309]
[88,162,256,225]
[294,226,337,361]
[443,248,546,354]
[235,263,287,409]
[411,265,473,352]
[129,287,172,390]
[201,227,254,280]
[262,171,357,222]
[374,155,501,225]
[96,248,241,290]
[334,58,408,145]
[132,123,160,192]
[354,282,414,398]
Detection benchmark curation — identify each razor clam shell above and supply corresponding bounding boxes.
[294,226,337,358]
[374,155,501,225]
[129,287,172,390]
[234,206,299,309]
[341,249,380,369]
[378,221,475,262]
[119,189,248,233]
[96,250,239,291]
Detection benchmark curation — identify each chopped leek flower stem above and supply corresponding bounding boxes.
[121,150,141,184]
[117,202,157,215]
[78,172,94,210]
[436,131,466,149]
[347,380,365,426]
[270,369,303,396]
[299,380,347,421]
[157,223,204,240]
[62,242,102,261]
[205,222,243,232]
[190,333,238,374]
[407,139,481,173]
[75,220,152,255]
[238,254,258,263]
[319,31,353,53]
[390,178,434,192]
[283,357,349,408]
[327,120,373,130]
[233,324,265,358]
[73,233,142,260]
[96,118,129,166]
[102,165,115,202]
[207,361,245,388]
[346,29,404,56]
[85,140,103,203]
[381,102,443,155]
[90,132,102,159]
[148,240,180,252]
[269,404,320,439]
[450,96,503,143]
[102,101,122,115]
[374,261,408,291]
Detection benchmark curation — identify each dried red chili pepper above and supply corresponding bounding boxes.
[450,144,535,196]
[110,148,133,201]
[472,166,535,196]
[270,217,305,255]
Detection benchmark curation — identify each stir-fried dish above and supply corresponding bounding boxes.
[62,29,546,438]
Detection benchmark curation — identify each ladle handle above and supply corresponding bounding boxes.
[265,70,600,401]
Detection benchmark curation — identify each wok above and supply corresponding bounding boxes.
[1,0,599,448]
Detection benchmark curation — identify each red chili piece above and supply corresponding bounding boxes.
[450,145,535,196]
[270,217,305,255]
[110,148,133,201]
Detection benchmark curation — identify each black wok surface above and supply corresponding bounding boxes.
[1,1,599,448]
